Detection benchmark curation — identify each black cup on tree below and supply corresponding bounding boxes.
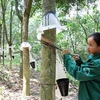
[30,61,35,69]
[56,78,69,96]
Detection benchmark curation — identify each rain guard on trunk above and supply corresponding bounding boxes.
[37,11,66,40]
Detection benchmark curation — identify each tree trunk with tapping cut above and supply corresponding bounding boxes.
[40,0,56,99]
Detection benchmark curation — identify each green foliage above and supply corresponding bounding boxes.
[30,0,42,17]
[56,0,86,16]
[11,54,20,65]
[3,54,20,65]
[36,65,41,72]
[1,0,100,85]
[56,0,100,60]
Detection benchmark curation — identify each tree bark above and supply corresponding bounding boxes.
[1,0,13,67]
[40,30,56,100]
[22,0,33,96]
[40,0,56,100]
[23,47,30,95]
[9,1,13,69]
[15,0,23,78]
[42,0,56,15]
[0,24,2,64]
[1,0,6,66]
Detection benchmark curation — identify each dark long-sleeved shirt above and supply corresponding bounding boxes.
[63,53,100,100]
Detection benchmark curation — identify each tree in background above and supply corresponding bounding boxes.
[1,0,14,68]
[22,0,33,96]
[15,0,23,78]
[0,24,2,64]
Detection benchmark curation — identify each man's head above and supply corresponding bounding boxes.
[87,32,100,54]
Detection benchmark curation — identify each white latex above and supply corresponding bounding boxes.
[20,42,31,51]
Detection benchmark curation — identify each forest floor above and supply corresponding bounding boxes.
[0,65,78,100]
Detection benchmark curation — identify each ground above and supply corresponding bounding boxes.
[0,66,78,100]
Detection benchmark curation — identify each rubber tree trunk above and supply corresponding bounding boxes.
[22,0,33,96]
[40,0,56,99]
[20,23,23,79]
[15,0,23,78]
[9,2,13,69]
[0,24,2,64]
[40,30,56,100]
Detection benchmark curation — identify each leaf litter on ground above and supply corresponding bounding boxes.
[0,65,78,100]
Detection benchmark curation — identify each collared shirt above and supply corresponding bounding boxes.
[63,53,100,100]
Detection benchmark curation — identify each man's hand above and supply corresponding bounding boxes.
[62,49,70,55]
[72,54,79,61]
